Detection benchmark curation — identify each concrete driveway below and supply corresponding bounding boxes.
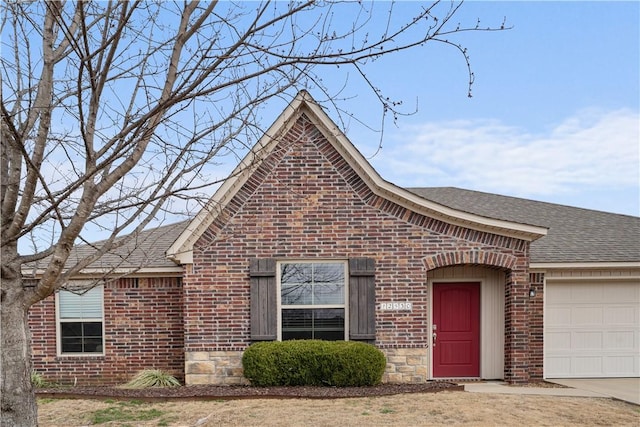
[547,378,640,405]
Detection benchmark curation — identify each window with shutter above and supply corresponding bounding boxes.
[250,258,376,342]
[279,261,347,341]
[57,285,104,355]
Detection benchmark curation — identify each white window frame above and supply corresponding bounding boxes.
[276,260,349,341]
[55,284,105,356]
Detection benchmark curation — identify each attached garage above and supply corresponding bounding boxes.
[545,280,640,378]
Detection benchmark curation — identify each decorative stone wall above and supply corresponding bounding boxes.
[186,348,430,385]
[382,348,428,383]
[185,351,248,385]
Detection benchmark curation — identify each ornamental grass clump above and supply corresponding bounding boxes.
[242,340,386,387]
[31,371,48,388]
[123,369,180,388]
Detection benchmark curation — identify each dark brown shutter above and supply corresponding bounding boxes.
[249,258,277,340]
[349,257,376,340]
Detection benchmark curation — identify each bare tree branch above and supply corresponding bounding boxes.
[1,2,509,423]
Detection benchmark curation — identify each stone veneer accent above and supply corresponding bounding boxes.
[186,348,429,385]
[185,351,248,385]
[382,348,428,383]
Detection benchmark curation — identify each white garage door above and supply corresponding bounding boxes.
[545,281,640,378]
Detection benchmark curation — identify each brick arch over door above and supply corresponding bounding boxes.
[422,250,517,271]
[422,249,537,383]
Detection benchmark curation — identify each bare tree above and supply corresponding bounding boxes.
[1,1,506,424]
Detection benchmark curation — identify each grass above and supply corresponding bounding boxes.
[90,400,164,424]
[37,393,640,427]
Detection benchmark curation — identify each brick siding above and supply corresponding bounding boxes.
[29,112,544,386]
[29,277,184,386]
[183,113,539,383]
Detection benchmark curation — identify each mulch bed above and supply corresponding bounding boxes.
[36,382,462,401]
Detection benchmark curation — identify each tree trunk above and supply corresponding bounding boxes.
[1,277,38,427]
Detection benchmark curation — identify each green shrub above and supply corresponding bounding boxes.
[122,369,180,388]
[242,340,386,387]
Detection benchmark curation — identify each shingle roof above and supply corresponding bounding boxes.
[408,187,640,264]
[27,187,638,275]
[77,220,190,270]
[25,221,189,274]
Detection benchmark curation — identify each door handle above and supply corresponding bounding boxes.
[432,332,437,347]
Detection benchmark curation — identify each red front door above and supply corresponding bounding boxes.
[433,282,480,378]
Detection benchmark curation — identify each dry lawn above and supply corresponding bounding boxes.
[38,390,639,426]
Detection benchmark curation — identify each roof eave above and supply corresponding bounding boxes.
[21,266,185,278]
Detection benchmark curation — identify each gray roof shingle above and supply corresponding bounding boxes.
[25,221,189,274]
[408,187,640,264]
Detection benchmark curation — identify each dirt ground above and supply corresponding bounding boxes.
[37,389,639,426]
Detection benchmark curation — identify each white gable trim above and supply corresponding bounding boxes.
[167,91,547,264]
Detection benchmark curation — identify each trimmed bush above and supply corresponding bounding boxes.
[242,340,386,387]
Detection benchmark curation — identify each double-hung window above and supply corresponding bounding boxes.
[57,285,104,355]
[279,261,347,340]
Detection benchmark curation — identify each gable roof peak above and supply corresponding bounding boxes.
[167,91,547,264]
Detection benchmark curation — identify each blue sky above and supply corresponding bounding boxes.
[10,1,639,255]
[322,1,639,216]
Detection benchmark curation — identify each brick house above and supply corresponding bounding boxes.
[27,91,640,386]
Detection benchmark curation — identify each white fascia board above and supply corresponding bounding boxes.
[22,266,184,278]
[531,262,640,270]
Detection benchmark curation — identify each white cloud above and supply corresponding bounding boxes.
[373,109,640,204]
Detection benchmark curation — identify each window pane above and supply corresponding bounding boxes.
[61,322,82,337]
[313,283,345,304]
[61,337,83,353]
[60,322,103,353]
[313,309,345,333]
[83,338,103,353]
[82,322,103,336]
[313,263,344,283]
[281,262,344,306]
[281,263,312,284]
[282,309,344,341]
[59,291,83,318]
[313,329,345,341]
[282,308,313,340]
[59,286,102,318]
[281,284,312,305]
[282,309,312,331]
